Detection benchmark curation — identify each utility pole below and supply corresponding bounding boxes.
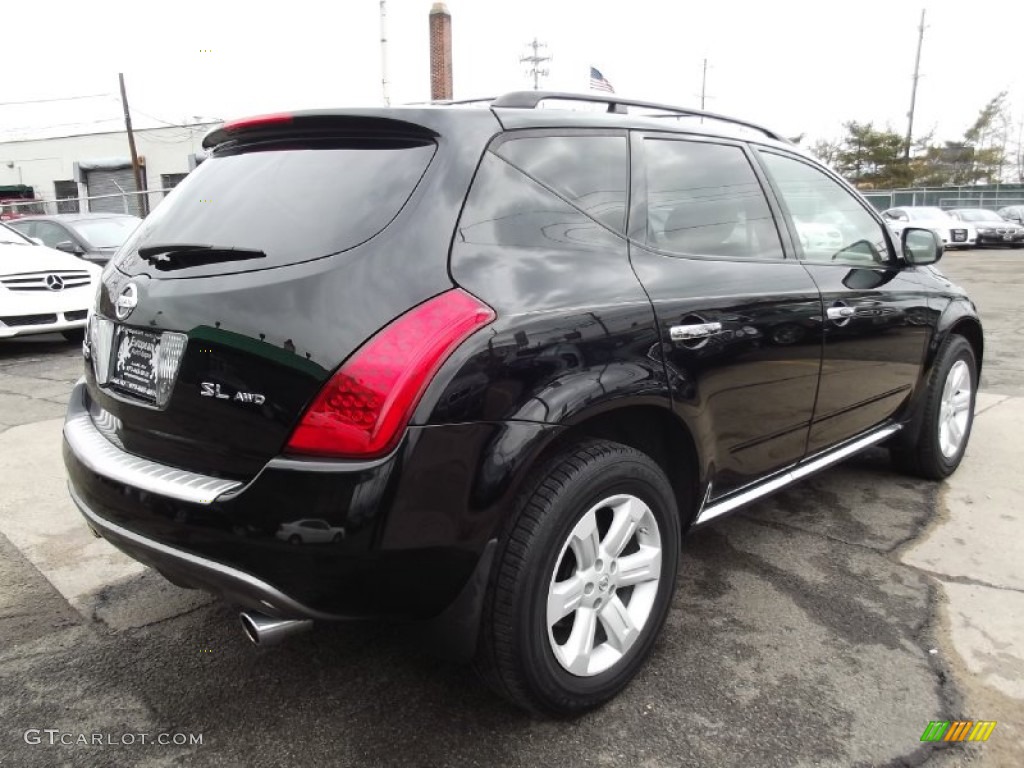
[904,8,926,161]
[700,58,708,110]
[380,1,390,106]
[520,38,551,91]
[117,73,145,216]
[1016,116,1024,183]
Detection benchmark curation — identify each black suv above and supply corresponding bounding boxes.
[64,92,982,715]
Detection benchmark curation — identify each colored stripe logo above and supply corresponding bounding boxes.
[921,721,997,742]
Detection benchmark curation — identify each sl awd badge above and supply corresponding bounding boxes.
[201,382,266,405]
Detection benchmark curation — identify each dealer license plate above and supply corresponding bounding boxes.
[109,326,162,401]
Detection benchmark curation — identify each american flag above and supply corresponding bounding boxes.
[589,67,615,93]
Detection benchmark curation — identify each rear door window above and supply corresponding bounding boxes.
[114,139,436,275]
[643,139,784,260]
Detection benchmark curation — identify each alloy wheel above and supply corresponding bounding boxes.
[938,359,972,458]
[546,494,663,677]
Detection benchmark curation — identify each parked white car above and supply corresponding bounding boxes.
[275,519,346,545]
[0,222,101,341]
[792,217,845,253]
[881,206,977,249]
[947,208,1024,248]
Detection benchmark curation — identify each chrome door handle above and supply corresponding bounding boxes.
[826,306,855,320]
[670,322,722,341]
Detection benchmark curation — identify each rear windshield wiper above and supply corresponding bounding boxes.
[136,244,266,271]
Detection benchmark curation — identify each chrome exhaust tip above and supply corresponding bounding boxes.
[239,612,313,646]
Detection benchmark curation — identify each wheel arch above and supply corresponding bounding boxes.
[929,299,983,376]
[516,404,704,534]
[892,305,982,453]
[945,316,984,376]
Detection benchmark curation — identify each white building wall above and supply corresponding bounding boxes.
[0,123,217,208]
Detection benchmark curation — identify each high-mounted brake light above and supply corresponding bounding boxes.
[285,289,495,459]
[222,113,294,132]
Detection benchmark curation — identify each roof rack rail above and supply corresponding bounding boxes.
[401,96,497,106]
[490,90,787,143]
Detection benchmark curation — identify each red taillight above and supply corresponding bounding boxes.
[222,112,293,132]
[285,289,495,459]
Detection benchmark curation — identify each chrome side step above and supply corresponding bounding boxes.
[694,423,902,527]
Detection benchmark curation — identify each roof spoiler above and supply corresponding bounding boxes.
[202,112,440,150]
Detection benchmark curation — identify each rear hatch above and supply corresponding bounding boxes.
[86,110,497,479]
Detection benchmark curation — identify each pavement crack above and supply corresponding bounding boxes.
[902,565,1024,594]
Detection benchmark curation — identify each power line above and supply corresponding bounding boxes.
[0,93,112,107]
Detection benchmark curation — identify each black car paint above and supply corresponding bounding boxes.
[64,105,983,655]
[92,110,502,478]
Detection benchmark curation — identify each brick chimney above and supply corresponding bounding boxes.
[429,2,452,101]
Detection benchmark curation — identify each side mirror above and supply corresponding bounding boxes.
[30,237,44,246]
[901,227,943,266]
[55,240,83,255]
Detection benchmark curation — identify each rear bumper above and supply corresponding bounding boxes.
[63,379,555,620]
[69,483,342,619]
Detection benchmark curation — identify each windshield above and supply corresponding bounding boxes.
[73,217,141,248]
[956,209,1002,223]
[0,222,33,246]
[910,207,950,220]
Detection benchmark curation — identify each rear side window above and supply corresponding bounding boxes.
[496,135,628,232]
[644,139,783,260]
[455,153,621,251]
[116,139,435,272]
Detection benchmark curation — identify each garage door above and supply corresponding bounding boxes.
[85,167,142,215]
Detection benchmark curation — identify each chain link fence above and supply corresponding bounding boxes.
[861,184,1024,212]
[1,189,173,221]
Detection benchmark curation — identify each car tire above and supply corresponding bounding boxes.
[474,439,681,716]
[62,329,85,343]
[891,335,977,480]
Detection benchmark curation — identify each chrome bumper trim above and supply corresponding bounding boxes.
[695,423,902,527]
[63,379,242,504]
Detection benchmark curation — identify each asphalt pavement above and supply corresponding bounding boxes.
[0,249,1021,767]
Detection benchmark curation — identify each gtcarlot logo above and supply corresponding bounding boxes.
[23,729,203,747]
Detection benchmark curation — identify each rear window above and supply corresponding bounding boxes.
[114,139,435,274]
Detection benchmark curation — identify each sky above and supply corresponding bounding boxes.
[2,0,1022,146]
